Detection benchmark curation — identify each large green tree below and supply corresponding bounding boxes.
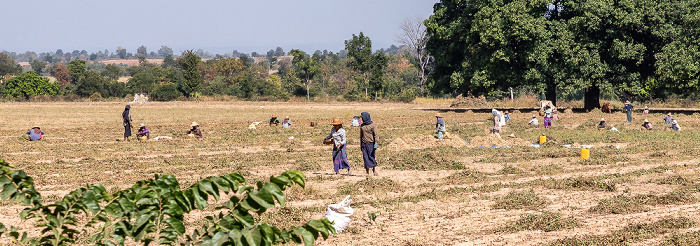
[67,59,87,83]
[426,0,700,109]
[3,71,60,99]
[289,49,319,101]
[177,50,203,98]
[344,32,388,99]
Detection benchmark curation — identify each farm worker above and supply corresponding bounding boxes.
[187,122,203,138]
[641,119,653,130]
[643,106,649,114]
[269,114,280,126]
[671,120,681,131]
[491,109,501,136]
[26,127,44,141]
[351,116,361,127]
[528,115,539,125]
[504,111,511,123]
[435,113,446,140]
[360,112,378,176]
[122,105,133,141]
[552,109,560,121]
[623,101,633,122]
[282,116,292,129]
[324,118,352,175]
[664,113,674,124]
[543,104,553,128]
[499,110,506,127]
[597,118,607,130]
[137,123,150,140]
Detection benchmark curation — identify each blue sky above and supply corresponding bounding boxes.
[2,0,437,55]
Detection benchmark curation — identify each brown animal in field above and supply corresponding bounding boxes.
[601,102,612,114]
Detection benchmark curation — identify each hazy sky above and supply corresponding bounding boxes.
[2,0,437,55]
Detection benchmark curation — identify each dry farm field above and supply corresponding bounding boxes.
[1,101,700,245]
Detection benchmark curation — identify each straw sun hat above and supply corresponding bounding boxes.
[329,118,343,125]
[190,122,198,127]
[435,113,442,117]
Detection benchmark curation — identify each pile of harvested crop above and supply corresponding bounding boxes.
[387,134,467,151]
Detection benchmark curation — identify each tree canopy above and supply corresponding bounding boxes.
[426,0,700,108]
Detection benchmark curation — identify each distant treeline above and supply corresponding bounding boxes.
[0,35,421,102]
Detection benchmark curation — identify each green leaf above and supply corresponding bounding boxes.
[163,217,186,235]
[293,227,315,246]
[199,179,219,200]
[1,183,17,200]
[240,227,262,246]
[192,187,208,209]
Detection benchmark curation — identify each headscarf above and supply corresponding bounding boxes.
[361,112,373,125]
[491,109,501,118]
[122,106,130,121]
[436,116,445,126]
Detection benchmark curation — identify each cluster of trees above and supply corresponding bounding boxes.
[426,0,700,108]
[0,33,424,102]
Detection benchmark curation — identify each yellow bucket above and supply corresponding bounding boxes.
[581,148,590,160]
[539,135,547,144]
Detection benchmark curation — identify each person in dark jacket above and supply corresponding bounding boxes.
[360,112,378,176]
[122,105,132,141]
[187,122,202,138]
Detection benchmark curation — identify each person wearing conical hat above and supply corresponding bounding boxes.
[137,123,150,140]
[528,115,539,126]
[282,116,292,129]
[641,119,653,130]
[597,118,607,130]
[435,113,446,140]
[269,114,280,127]
[26,126,45,141]
[623,101,633,122]
[324,118,351,175]
[186,122,202,138]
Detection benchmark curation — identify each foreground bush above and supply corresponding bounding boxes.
[0,159,334,245]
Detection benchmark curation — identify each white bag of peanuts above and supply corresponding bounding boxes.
[324,195,353,233]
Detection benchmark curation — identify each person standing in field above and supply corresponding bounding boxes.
[491,109,501,136]
[643,106,649,114]
[624,101,633,122]
[26,127,44,141]
[187,122,202,138]
[360,112,378,176]
[324,118,351,175]
[543,104,553,128]
[122,105,132,141]
[282,116,292,129]
[435,113,446,140]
